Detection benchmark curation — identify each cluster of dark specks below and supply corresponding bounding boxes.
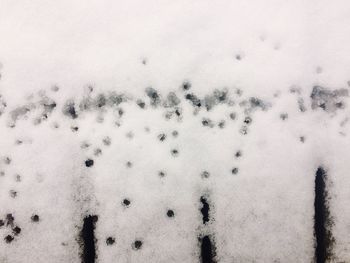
[0,213,24,244]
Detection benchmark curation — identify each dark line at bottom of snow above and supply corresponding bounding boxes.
[80,215,98,263]
[199,235,216,263]
[314,166,334,263]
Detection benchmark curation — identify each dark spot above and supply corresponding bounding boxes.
[300,136,305,143]
[12,226,21,235]
[171,149,179,157]
[158,133,166,141]
[185,93,201,108]
[243,116,252,125]
[202,118,214,128]
[231,167,239,175]
[6,214,14,227]
[85,159,94,168]
[80,215,98,263]
[71,126,79,132]
[4,235,14,243]
[235,54,242,60]
[15,174,21,182]
[200,235,216,263]
[182,81,191,91]
[31,214,40,222]
[95,94,106,108]
[136,99,146,109]
[229,112,236,120]
[122,199,131,207]
[235,151,242,158]
[9,190,17,198]
[280,113,288,120]
[218,120,225,129]
[146,87,161,107]
[314,167,334,262]
[158,171,166,177]
[167,210,175,218]
[0,219,4,227]
[94,148,102,156]
[200,196,210,224]
[172,130,178,137]
[3,156,11,165]
[126,161,133,168]
[106,237,115,245]
[132,240,143,250]
[63,100,78,119]
[102,136,111,146]
[201,171,210,179]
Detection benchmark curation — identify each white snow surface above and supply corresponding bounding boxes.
[0,0,350,262]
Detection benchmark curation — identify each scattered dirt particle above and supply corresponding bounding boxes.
[201,171,210,179]
[167,210,175,218]
[122,199,131,207]
[158,133,166,142]
[106,237,115,245]
[4,235,14,243]
[85,159,94,168]
[132,240,143,250]
[231,167,239,175]
[31,214,40,222]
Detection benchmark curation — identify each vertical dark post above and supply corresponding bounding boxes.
[81,215,98,263]
[201,235,214,263]
[314,167,333,263]
[199,194,216,263]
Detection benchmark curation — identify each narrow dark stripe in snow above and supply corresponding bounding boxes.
[314,167,334,263]
[80,215,98,263]
[200,235,215,263]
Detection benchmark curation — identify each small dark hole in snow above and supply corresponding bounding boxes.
[200,196,210,224]
[4,235,14,243]
[171,149,179,157]
[85,159,94,167]
[31,214,40,222]
[231,168,239,175]
[158,133,166,141]
[106,237,115,245]
[167,210,175,218]
[201,171,210,179]
[12,226,21,235]
[132,240,143,250]
[123,199,131,207]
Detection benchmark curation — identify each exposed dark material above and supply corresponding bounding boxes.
[185,93,202,107]
[85,159,94,168]
[123,199,131,207]
[31,214,40,222]
[12,226,21,235]
[314,167,334,263]
[106,237,115,245]
[200,235,215,263]
[200,196,210,224]
[167,209,175,218]
[80,215,98,263]
[6,214,14,227]
[63,100,78,119]
[4,235,14,243]
[231,167,239,175]
[132,240,143,250]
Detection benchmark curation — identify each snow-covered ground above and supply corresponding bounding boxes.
[1,0,350,262]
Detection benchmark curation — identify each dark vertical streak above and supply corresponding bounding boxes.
[81,215,98,263]
[314,167,333,263]
[200,235,215,263]
[200,196,210,224]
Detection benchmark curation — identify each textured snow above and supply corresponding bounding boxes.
[0,0,350,262]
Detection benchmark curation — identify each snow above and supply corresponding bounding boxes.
[0,0,350,262]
